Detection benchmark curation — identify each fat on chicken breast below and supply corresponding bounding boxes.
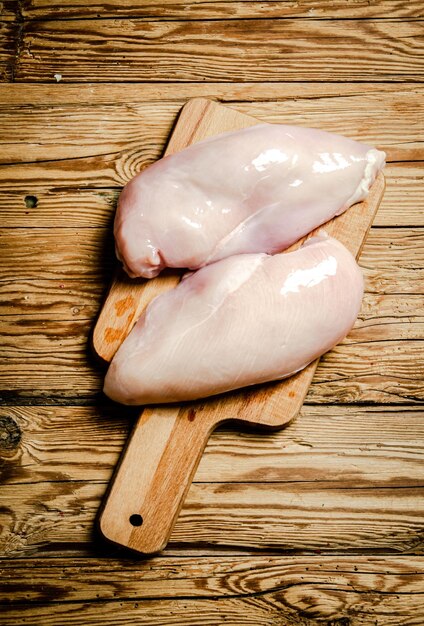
[114,124,385,278]
[104,234,364,405]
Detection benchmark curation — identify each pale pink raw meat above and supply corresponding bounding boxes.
[114,124,385,278]
[104,234,364,405]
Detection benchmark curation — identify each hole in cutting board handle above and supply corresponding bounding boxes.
[129,514,143,527]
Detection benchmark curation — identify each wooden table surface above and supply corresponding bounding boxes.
[1,2,423,624]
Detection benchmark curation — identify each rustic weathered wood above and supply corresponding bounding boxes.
[349,293,424,342]
[1,81,422,105]
[1,227,423,403]
[0,278,104,318]
[2,475,424,557]
[0,2,20,21]
[3,290,422,338]
[1,404,423,486]
[2,323,424,404]
[1,555,423,620]
[18,0,424,20]
[309,340,424,403]
[1,86,423,173]
[7,226,422,286]
[1,292,423,402]
[1,90,421,164]
[96,98,385,554]
[15,19,424,82]
[6,228,424,284]
[0,228,115,281]
[1,162,422,228]
[0,134,417,192]
[377,163,424,226]
[0,189,119,227]
[1,1,424,620]
[0,20,17,82]
[2,593,424,626]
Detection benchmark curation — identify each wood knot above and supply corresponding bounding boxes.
[24,195,38,209]
[0,416,22,451]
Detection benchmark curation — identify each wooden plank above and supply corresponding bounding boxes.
[0,93,422,196]
[1,81,422,105]
[15,19,424,82]
[1,163,422,228]
[376,163,424,226]
[0,86,422,164]
[5,339,422,405]
[0,278,104,318]
[0,228,115,281]
[0,1,18,21]
[309,340,424,403]
[234,101,424,164]
[2,323,423,404]
[1,476,424,557]
[0,228,422,403]
[1,281,422,401]
[1,287,422,341]
[19,0,424,20]
[0,103,173,165]
[1,404,423,485]
[2,591,424,626]
[0,189,119,228]
[0,317,102,402]
[0,21,17,82]
[175,482,424,551]
[1,226,421,288]
[0,556,423,613]
[4,189,93,226]
[352,293,424,342]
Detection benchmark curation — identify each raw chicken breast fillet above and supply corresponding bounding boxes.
[115,124,385,278]
[104,234,364,405]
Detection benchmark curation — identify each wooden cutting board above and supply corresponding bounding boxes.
[94,97,385,554]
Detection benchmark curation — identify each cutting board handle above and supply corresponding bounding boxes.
[99,406,215,554]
